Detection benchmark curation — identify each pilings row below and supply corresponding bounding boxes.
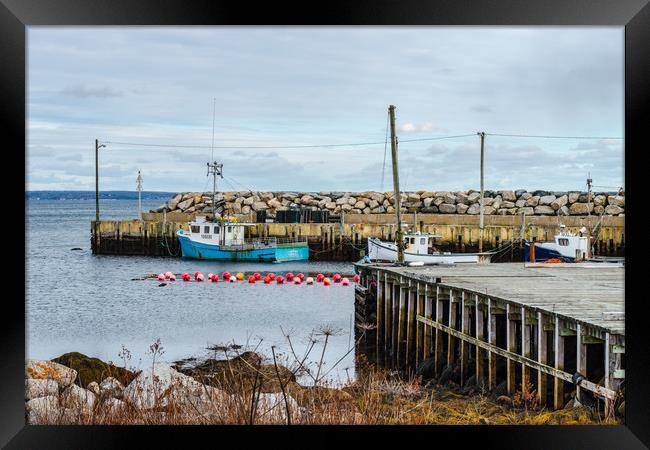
[361,268,625,415]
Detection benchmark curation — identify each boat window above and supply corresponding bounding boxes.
[558,238,569,246]
[227,226,232,233]
[214,226,219,234]
[420,238,426,245]
[204,226,210,234]
[191,225,200,233]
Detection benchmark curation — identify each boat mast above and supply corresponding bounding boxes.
[388,105,405,264]
[207,161,223,220]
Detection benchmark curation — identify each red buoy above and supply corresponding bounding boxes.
[211,275,219,283]
[268,273,275,280]
[263,276,271,284]
[285,272,294,281]
[181,272,190,281]
[333,274,342,283]
[223,271,231,280]
[316,274,324,282]
[254,272,261,280]
[296,273,305,280]
[353,274,360,283]
[276,276,285,284]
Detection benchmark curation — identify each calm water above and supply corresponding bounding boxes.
[26,198,356,382]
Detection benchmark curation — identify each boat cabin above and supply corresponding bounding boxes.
[554,225,590,260]
[402,232,443,254]
[185,215,254,246]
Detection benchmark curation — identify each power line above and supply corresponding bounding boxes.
[100,133,477,150]
[486,133,623,140]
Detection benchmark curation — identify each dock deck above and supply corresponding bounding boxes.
[353,262,625,415]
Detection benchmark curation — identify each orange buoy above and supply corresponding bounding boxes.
[306,277,314,284]
[285,272,294,281]
[263,276,271,284]
[353,274,360,283]
[236,272,245,281]
[164,271,173,279]
[276,276,285,284]
[293,277,301,284]
[341,277,350,286]
[248,275,256,283]
[323,277,331,286]
[545,258,563,263]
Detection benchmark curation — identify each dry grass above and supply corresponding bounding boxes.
[28,334,621,425]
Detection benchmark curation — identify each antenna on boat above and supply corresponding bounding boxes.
[207,161,223,221]
[388,105,405,264]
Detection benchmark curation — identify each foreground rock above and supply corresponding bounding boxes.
[52,352,138,388]
[26,359,77,389]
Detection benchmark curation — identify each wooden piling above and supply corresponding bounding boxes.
[487,298,497,389]
[376,270,385,365]
[447,289,458,369]
[537,311,548,406]
[460,292,470,386]
[434,286,444,376]
[554,316,565,409]
[475,294,485,386]
[506,304,517,395]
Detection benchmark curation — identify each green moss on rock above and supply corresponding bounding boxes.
[52,352,138,388]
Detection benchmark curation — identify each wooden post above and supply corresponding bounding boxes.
[460,292,470,386]
[415,282,424,367]
[434,286,444,376]
[376,270,384,365]
[576,323,587,400]
[521,306,531,388]
[537,312,548,406]
[406,280,417,370]
[423,284,432,360]
[487,298,497,389]
[554,316,565,409]
[397,277,407,369]
[475,294,485,386]
[447,289,457,369]
[384,275,392,366]
[506,304,517,395]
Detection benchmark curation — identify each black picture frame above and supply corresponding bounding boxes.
[2,0,648,448]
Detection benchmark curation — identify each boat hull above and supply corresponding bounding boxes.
[523,241,575,262]
[367,237,479,264]
[178,234,309,261]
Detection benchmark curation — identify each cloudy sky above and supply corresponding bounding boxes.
[27,27,624,193]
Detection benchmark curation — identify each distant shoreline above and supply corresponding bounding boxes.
[26,191,175,200]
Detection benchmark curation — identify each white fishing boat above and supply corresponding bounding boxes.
[367,232,484,264]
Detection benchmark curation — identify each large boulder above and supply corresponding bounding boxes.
[467,192,481,203]
[607,195,625,207]
[100,377,125,399]
[518,207,534,216]
[176,198,194,211]
[26,396,60,425]
[60,384,96,415]
[26,359,77,390]
[539,195,556,206]
[569,203,594,215]
[168,194,183,210]
[605,205,624,215]
[525,196,540,207]
[52,352,137,388]
[25,378,58,400]
[466,203,480,215]
[568,192,580,203]
[456,204,469,214]
[551,195,568,210]
[253,392,304,424]
[439,203,457,214]
[499,190,517,202]
[593,194,607,206]
[123,363,196,410]
[534,205,555,215]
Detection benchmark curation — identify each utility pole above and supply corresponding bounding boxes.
[136,171,143,221]
[389,105,405,264]
[586,172,593,218]
[207,161,223,220]
[478,132,486,253]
